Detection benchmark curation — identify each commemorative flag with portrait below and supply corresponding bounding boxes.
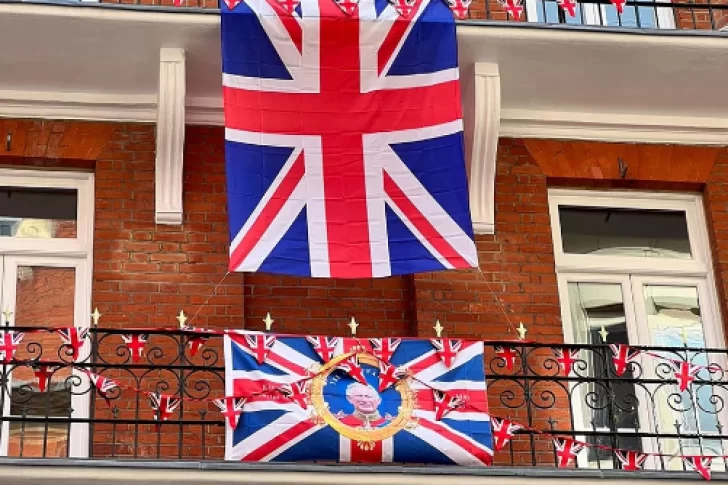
[224,332,493,465]
[221,0,478,279]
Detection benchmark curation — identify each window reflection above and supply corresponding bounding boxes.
[568,282,640,468]
[559,207,692,259]
[645,285,725,470]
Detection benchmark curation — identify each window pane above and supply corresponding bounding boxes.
[0,187,77,239]
[7,266,76,458]
[567,282,640,469]
[559,207,691,259]
[644,285,724,469]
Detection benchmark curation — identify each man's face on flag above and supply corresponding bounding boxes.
[347,384,381,414]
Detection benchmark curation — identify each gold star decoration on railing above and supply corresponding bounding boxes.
[263,313,274,332]
[91,308,102,327]
[433,320,444,338]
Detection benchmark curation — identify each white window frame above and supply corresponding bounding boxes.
[0,169,94,459]
[524,0,675,29]
[549,189,725,470]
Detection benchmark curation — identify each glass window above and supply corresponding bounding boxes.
[559,207,691,259]
[567,282,640,469]
[0,187,77,239]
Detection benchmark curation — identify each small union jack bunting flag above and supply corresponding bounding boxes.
[370,338,401,363]
[674,361,701,392]
[491,417,523,451]
[279,380,310,410]
[556,0,577,16]
[334,0,358,15]
[378,361,406,392]
[275,0,300,14]
[213,396,246,429]
[615,450,648,471]
[244,334,276,365]
[445,0,471,19]
[495,345,518,371]
[58,327,89,361]
[336,354,367,385]
[150,393,181,423]
[432,389,466,421]
[553,437,584,468]
[684,456,713,481]
[390,0,416,17]
[431,338,462,368]
[33,365,55,393]
[88,372,119,406]
[121,334,148,363]
[306,336,340,363]
[609,344,640,377]
[184,328,210,357]
[554,348,580,376]
[0,331,24,363]
[610,0,625,13]
[499,0,523,18]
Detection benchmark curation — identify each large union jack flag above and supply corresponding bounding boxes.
[224,332,493,465]
[221,0,478,278]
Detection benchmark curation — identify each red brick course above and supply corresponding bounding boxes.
[2,118,727,465]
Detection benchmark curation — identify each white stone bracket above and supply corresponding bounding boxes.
[466,63,501,235]
[155,47,187,225]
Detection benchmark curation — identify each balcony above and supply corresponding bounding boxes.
[1,326,727,484]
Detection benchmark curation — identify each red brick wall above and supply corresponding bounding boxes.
[3,119,728,465]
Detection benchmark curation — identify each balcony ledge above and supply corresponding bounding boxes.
[0,459,721,485]
[1,2,728,146]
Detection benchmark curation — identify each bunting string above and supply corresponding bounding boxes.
[0,325,725,478]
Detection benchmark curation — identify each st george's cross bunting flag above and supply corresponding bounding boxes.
[224,332,493,465]
[221,0,478,279]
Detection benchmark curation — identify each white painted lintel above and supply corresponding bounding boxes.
[155,47,186,226]
[468,63,500,235]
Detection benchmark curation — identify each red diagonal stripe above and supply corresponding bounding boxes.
[417,417,492,465]
[383,170,469,268]
[241,419,318,461]
[229,153,305,272]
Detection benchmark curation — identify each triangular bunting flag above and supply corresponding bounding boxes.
[336,354,367,385]
[121,333,148,363]
[88,372,119,407]
[610,0,625,13]
[244,333,276,365]
[306,336,340,363]
[369,338,401,364]
[223,0,244,8]
[33,365,54,392]
[183,328,210,357]
[554,348,580,376]
[674,361,701,392]
[615,450,648,471]
[150,393,181,423]
[430,338,462,368]
[492,417,523,451]
[432,389,465,421]
[378,361,406,392]
[499,0,523,18]
[334,0,358,15]
[0,331,24,363]
[445,0,471,19]
[213,396,246,429]
[390,0,416,17]
[57,327,89,361]
[684,456,713,481]
[276,0,300,14]
[495,345,518,371]
[279,380,310,410]
[556,0,577,16]
[610,344,640,376]
[554,438,584,468]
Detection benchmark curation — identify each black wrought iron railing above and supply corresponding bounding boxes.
[1,325,728,475]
